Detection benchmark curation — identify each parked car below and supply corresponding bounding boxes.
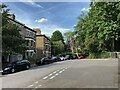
[64,55,73,60]
[52,56,61,62]
[36,57,53,66]
[60,56,65,61]
[78,55,86,59]
[2,60,31,75]
[78,53,88,59]
[72,54,78,59]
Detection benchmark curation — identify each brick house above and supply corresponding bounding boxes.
[33,28,51,59]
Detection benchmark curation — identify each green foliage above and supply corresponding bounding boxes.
[51,30,65,56]
[74,2,120,54]
[51,30,64,42]
[58,52,75,57]
[51,40,65,55]
[89,52,117,59]
[1,4,26,57]
[64,31,74,42]
[27,56,38,64]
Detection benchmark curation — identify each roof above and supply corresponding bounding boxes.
[36,34,50,41]
[8,17,36,33]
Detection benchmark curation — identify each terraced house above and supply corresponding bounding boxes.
[33,28,51,59]
[7,14,36,62]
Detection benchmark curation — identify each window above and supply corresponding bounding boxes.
[31,52,33,56]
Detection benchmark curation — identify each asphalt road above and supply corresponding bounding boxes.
[1,59,118,88]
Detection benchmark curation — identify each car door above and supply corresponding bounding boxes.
[20,61,27,70]
[15,61,23,71]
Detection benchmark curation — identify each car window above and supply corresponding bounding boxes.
[65,55,69,57]
[9,62,15,66]
[21,60,29,64]
[41,58,45,60]
[21,60,26,63]
[16,61,22,65]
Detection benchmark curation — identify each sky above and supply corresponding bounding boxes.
[3,1,90,37]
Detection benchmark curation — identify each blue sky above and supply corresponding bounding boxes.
[4,1,90,36]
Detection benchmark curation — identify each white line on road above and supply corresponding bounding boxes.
[61,67,65,69]
[43,68,67,80]
[55,73,59,76]
[34,81,39,84]
[27,84,34,88]
[48,73,53,76]
[38,85,42,87]
[57,69,60,72]
[59,71,63,73]
[53,71,57,74]
[50,76,55,79]
[43,76,48,80]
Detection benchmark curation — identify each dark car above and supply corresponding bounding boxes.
[36,57,53,66]
[2,60,31,74]
[52,56,61,62]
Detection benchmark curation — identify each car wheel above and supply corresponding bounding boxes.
[26,65,30,69]
[11,68,15,73]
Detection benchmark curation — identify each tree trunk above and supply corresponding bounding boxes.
[112,38,115,52]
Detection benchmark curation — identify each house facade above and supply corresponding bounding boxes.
[7,14,36,62]
[34,28,51,59]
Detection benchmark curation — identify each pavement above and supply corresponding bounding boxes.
[0,59,118,89]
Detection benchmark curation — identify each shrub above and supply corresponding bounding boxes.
[27,56,38,64]
[89,52,118,59]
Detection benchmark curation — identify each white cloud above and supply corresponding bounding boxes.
[35,18,48,23]
[81,7,89,12]
[81,8,86,11]
[73,24,76,27]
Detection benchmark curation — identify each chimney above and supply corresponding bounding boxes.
[33,28,41,35]
[7,14,15,20]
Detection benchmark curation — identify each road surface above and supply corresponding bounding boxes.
[1,59,118,89]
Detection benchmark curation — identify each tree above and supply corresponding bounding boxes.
[1,4,26,62]
[74,2,120,53]
[51,40,65,55]
[64,31,74,42]
[64,32,74,52]
[51,30,65,55]
[51,30,64,42]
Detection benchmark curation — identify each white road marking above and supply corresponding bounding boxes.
[38,85,42,87]
[53,71,57,74]
[43,76,48,80]
[43,68,67,80]
[34,81,39,84]
[27,84,34,88]
[57,70,60,72]
[55,73,59,76]
[48,73,53,76]
[59,71,63,73]
[50,76,55,79]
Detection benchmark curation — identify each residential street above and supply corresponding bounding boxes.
[1,59,118,88]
